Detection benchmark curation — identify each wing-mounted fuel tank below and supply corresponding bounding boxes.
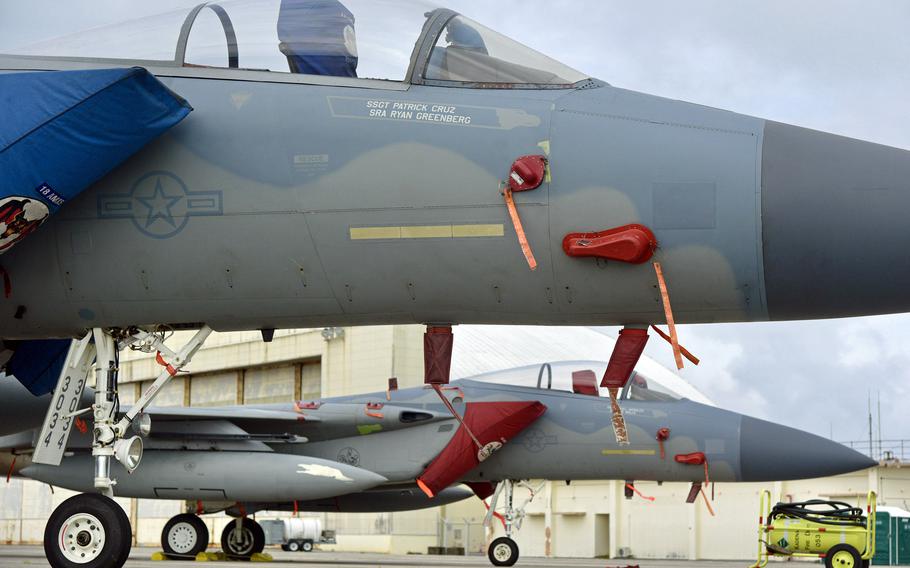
[22,451,387,501]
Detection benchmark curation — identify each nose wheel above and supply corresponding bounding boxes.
[44,493,132,568]
[488,536,519,566]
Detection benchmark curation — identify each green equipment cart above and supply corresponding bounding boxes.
[751,490,876,568]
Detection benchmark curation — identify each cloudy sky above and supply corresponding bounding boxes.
[2,1,908,450]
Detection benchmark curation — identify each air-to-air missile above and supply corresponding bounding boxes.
[0,361,875,565]
[0,1,898,566]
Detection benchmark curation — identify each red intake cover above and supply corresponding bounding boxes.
[508,155,547,192]
[417,401,547,498]
[562,224,657,264]
[601,328,649,390]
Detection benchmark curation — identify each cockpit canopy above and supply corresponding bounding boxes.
[5,0,588,88]
[465,360,714,405]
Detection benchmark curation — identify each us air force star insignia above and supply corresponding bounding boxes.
[337,447,361,466]
[97,171,223,239]
[521,428,558,452]
[137,178,181,229]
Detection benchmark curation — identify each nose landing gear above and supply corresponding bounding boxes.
[36,326,214,568]
[488,536,519,566]
[482,479,545,566]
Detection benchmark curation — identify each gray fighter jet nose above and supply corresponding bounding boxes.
[761,121,910,320]
[739,416,876,482]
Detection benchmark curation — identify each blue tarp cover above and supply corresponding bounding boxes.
[0,66,191,254]
[0,67,191,395]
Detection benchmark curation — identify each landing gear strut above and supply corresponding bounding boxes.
[483,480,544,567]
[35,326,213,568]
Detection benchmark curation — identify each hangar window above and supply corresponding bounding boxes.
[423,15,588,87]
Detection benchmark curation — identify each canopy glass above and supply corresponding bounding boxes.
[465,360,714,405]
[5,0,588,87]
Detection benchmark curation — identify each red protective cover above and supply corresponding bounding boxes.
[424,326,453,384]
[601,328,649,389]
[508,155,547,192]
[465,481,497,500]
[417,401,547,498]
[562,224,657,264]
[572,370,599,396]
[674,451,706,465]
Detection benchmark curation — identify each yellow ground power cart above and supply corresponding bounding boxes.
[751,490,877,568]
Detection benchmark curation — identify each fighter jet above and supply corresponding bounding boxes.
[0,1,901,565]
[0,360,874,566]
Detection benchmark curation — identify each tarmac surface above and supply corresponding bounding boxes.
[0,546,757,567]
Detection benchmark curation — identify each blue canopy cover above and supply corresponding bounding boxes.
[0,67,191,395]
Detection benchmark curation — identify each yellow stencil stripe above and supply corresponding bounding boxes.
[601,449,656,456]
[350,224,504,240]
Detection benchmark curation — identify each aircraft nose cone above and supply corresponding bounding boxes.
[739,416,876,481]
[761,121,910,320]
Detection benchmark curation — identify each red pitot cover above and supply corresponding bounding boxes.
[417,401,547,498]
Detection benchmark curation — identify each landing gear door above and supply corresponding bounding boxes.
[33,336,94,466]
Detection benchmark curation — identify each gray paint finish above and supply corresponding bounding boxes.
[761,121,910,319]
[2,45,910,337]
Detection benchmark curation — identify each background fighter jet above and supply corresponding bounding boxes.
[0,361,874,566]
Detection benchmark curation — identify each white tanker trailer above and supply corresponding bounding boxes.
[261,518,336,552]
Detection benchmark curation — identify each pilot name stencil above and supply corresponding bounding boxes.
[366,100,470,124]
[328,96,542,130]
[98,171,223,239]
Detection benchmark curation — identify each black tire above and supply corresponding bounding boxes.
[825,544,862,568]
[301,540,313,552]
[280,544,289,551]
[488,536,519,567]
[221,518,265,560]
[44,493,132,568]
[287,540,300,552]
[161,513,209,560]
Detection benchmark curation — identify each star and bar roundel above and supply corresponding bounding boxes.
[97,171,223,239]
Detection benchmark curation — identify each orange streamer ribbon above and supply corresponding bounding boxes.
[503,187,537,271]
[653,262,683,370]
